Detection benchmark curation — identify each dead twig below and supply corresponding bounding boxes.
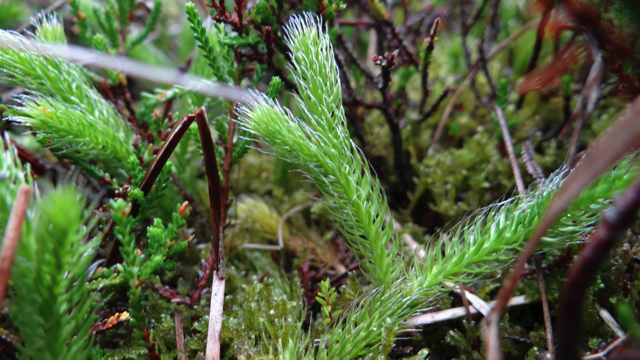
[0,186,32,314]
[405,295,528,325]
[175,310,188,360]
[535,257,555,359]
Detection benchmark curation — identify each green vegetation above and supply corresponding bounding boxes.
[2,0,640,359]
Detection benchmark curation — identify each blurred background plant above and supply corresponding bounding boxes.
[1,0,640,359]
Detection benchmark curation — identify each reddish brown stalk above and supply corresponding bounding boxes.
[0,186,32,314]
[190,107,225,360]
[194,108,224,276]
[557,175,640,360]
[371,51,413,198]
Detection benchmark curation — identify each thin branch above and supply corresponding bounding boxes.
[535,257,555,359]
[418,18,441,113]
[464,0,490,34]
[495,106,525,195]
[336,31,375,83]
[478,38,497,100]
[0,186,32,314]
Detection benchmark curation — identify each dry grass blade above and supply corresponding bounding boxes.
[0,37,250,103]
[404,296,528,325]
[194,107,225,360]
[491,96,640,318]
[206,272,225,360]
[0,186,32,313]
[194,107,224,276]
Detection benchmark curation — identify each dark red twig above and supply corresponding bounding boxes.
[139,114,198,196]
[557,175,640,360]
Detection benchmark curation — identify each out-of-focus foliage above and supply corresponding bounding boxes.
[2,0,640,359]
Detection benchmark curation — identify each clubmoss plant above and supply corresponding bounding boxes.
[238,13,640,358]
[3,1,640,359]
[239,14,400,289]
[10,185,102,360]
[0,16,135,178]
